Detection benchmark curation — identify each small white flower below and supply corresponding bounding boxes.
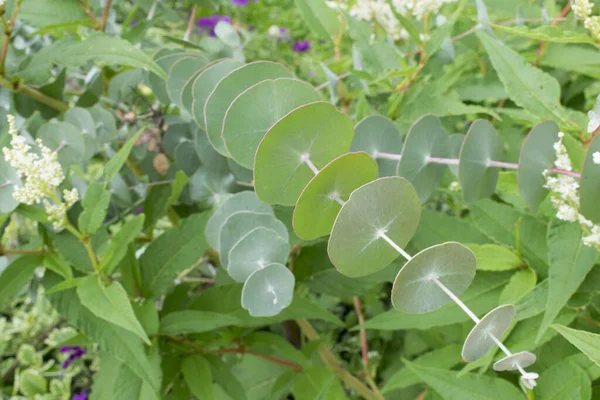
[267,25,280,38]
[593,151,600,165]
[63,188,79,207]
[449,181,461,192]
[588,96,600,133]
[572,0,594,20]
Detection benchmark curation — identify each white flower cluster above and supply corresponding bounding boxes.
[1,115,78,229]
[594,151,600,164]
[393,0,458,20]
[544,132,600,248]
[350,0,408,40]
[571,0,600,41]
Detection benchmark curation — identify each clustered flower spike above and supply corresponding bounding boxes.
[1,115,78,230]
[544,132,600,248]
[572,0,600,41]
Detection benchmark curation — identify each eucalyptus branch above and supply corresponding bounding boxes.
[296,319,384,400]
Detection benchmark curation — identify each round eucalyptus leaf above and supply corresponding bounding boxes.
[458,119,503,204]
[191,59,243,130]
[204,61,292,156]
[493,351,536,372]
[351,115,403,177]
[397,114,450,203]
[205,190,272,250]
[254,102,354,206]
[88,107,117,143]
[163,120,192,156]
[166,56,209,109]
[219,211,288,268]
[223,78,320,169]
[517,121,559,214]
[228,227,291,282]
[215,21,241,48]
[188,169,237,208]
[462,304,516,362]
[241,263,295,317]
[180,59,220,113]
[64,107,96,138]
[148,50,189,104]
[293,152,378,241]
[174,139,201,175]
[391,242,476,313]
[0,158,21,213]
[37,122,86,165]
[193,125,230,174]
[580,133,600,224]
[328,177,421,278]
[448,133,465,177]
[228,158,253,182]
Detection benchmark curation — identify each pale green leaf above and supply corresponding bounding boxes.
[159,310,241,335]
[103,127,145,182]
[78,182,111,235]
[99,215,145,274]
[182,355,214,400]
[0,255,42,310]
[466,244,522,271]
[552,325,600,367]
[294,0,340,40]
[487,23,598,46]
[77,276,150,345]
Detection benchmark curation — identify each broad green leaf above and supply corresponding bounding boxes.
[222,78,320,169]
[51,228,108,273]
[552,325,600,367]
[351,115,403,178]
[231,355,287,400]
[536,358,591,400]
[540,44,600,79]
[405,361,522,400]
[476,30,577,132]
[19,33,166,85]
[499,268,536,304]
[78,182,111,235]
[90,353,122,400]
[382,345,462,393]
[103,127,144,181]
[487,23,599,46]
[204,355,248,400]
[139,213,209,298]
[45,274,161,393]
[159,311,240,335]
[46,277,86,295]
[42,253,73,280]
[537,221,598,340]
[77,276,150,345]
[411,210,489,251]
[132,300,159,337]
[166,56,208,110]
[112,344,161,400]
[20,0,87,28]
[293,0,340,40]
[182,356,214,400]
[466,244,522,271]
[293,366,347,400]
[0,255,42,310]
[99,215,145,274]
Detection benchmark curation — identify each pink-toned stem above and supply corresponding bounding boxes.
[373,151,402,161]
[426,156,459,165]
[548,168,581,178]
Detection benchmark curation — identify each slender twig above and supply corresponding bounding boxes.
[315,72,351,91]
[534,3,571,65]
[80,1,100,28]
[296,319,384,400]
[0,76,69,112]
[184,5,197,41]
[100,0,113,31]
[353,297,382,396]
[577,314,600,328]
[0,0,21,75]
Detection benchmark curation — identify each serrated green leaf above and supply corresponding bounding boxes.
[77,276,150,345]
[20,0,87,28]
[103,127,144,182]
[19,33,166,85]
[476,30,578,132]
[538,221,598,340]
[536,358,591,400]
[139,213,209,298]
[466,244,522,271]
[487,23,599,46]
[182,355,214,400]
[159,310,240,335]
[78,182,111,235]
[99,215,145,274]
[293,366,347,400]
[552,325,600,367]
[404,360,522,400]
[0,255,42,310]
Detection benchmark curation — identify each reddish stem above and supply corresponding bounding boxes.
[534,3,571,65]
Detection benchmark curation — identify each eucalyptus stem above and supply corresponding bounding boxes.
[296,319,384,400]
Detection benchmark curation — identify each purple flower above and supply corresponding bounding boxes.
[196,15,231,37]
[308,71,316,77]
[292,40,311,53]
[60,346,86,369]
[231,0,257,5]
[135,206,143,215]
[72,392,88,400]
[129,19,138,27]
